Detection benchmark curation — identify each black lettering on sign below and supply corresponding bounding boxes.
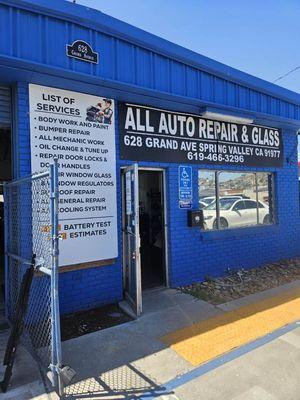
[118,103,283,167]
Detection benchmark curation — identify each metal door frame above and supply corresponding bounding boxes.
[122,164,142,317]
[121,166,169,293]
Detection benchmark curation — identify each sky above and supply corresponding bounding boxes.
[70,0,300,93]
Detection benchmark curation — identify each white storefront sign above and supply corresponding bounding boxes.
[29,84,118,266]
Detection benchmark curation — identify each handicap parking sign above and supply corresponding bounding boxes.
[179,166,192,203]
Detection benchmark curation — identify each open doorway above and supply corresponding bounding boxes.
[138,170,166,290]
[122,165,167,317]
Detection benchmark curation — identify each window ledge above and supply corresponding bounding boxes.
[200,224,279,241]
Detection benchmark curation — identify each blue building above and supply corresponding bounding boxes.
[0,0,300,318]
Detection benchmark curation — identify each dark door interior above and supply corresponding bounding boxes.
[138,170,165,289]
[0,127,12,307]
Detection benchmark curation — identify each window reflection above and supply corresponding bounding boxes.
[198,171,216,209]
[198,170,274,230]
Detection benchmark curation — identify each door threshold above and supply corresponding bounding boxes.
[142,286,167,294]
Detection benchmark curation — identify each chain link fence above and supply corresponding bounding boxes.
[4,162,64,394]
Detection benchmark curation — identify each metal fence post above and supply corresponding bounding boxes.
[50,158,63,395]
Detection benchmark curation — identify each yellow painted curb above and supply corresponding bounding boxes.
[161,287,300,366]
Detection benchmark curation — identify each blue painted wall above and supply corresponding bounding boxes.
[4,0,300,315]
[119,132,300,287]
[167,132,300,285]
[2,0,300,124]
[14,81,300,315]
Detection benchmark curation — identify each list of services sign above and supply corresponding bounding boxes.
[29,84,118,266]
[119,103,283,167]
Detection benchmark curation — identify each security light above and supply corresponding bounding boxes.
[200,108,254,124]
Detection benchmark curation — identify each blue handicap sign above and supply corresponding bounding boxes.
[179,166,192,201]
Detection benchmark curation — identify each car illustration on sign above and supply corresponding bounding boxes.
[86,99,113,124]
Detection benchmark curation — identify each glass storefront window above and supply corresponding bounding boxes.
[198,170,275,230]
[256,172,273,224]
[198,171,216,209]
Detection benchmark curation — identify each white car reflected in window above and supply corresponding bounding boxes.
[203,198,270,230]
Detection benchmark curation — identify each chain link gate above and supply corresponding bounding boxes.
[3,160,66,395]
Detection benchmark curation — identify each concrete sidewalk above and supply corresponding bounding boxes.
[167,324,300,400]
[1,281,300,399]
[61,282,300,400]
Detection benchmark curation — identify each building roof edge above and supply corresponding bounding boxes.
[5,0,300,106]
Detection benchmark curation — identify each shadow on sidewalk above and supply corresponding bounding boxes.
[63,363,170,399]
